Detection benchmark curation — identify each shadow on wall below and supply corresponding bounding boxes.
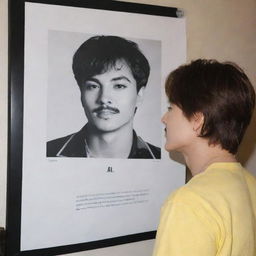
[237,110,256,165]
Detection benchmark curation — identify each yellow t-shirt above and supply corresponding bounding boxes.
[153,162,256,256]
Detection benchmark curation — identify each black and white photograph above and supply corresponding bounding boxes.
[46,32,161,159]
[7,1,187,255]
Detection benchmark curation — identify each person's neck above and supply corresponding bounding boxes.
[181,140,237,177]
[85,123,134,158]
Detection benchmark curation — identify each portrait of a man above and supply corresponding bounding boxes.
[47,35,161,159]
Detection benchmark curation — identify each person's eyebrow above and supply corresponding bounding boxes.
[85,76,131,84]
[111,76,131,83]
[85,78,100,83]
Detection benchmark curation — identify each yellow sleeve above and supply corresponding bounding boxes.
[153,198,217,256]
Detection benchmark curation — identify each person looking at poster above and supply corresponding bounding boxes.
[153,59,256,255]
[47,35,161,159]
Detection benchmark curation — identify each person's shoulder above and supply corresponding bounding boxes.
[186,163,239,187]
[161,185,206,217]
[167,185,198,203]
[190,162,250,189]
[47,134,74,157]
[178,162,255,207]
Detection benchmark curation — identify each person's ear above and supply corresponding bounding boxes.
[192,112,204,135]
[136,86,146,107]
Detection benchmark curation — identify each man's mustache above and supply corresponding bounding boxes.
[93,105,120,114]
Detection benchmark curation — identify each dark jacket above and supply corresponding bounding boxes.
[47,126,161,159]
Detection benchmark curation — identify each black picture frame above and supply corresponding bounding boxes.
[7,1,182,255]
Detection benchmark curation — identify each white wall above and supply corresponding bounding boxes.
[1,0,256,255]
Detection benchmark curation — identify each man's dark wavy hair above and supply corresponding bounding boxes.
[165,59,255,154]
[72,35,150,92]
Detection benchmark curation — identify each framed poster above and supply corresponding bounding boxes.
[7,0,187,255]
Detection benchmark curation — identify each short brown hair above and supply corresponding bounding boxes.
[165,59,255,154]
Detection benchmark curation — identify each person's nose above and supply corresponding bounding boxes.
[161,112,168,124]
[98,86,112,105]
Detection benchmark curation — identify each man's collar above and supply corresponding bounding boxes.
[58,124,157,159]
